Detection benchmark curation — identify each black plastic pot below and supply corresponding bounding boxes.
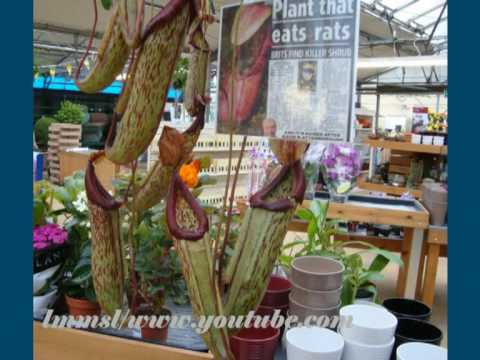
[390,317,443,360]
[356,287,375,301]
[383,297,431,321]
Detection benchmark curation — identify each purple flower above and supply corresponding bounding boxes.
[323,157,336,168]
[327,170,338,181]
[33,242,49,250]
[33,223,68,250]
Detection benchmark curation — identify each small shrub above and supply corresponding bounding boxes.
[54,101,87,124]
[34,116,55,149]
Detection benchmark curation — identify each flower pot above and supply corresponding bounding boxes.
[230,324,280,360]
[255,304,288,317]
[289,295,340,325]
[34,243,69,273]
[291,256,344,291]
[340,330,394,360]
[397,342,447,360]
[34,289,58,319]
[339,304,397,346]
[138,307,171,342]
[286,326,344,360]
[290,281,342,308]
[65,295,100,317]
[382,298,431,321]
[391,318,443,360]
[261,275,291,307]
[354,287,376,303]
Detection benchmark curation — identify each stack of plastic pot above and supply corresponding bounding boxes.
[289,256,344,323]
[338,304,398,360]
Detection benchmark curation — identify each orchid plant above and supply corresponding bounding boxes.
[320,143,361,197]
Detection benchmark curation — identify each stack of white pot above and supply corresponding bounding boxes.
[338,304,398,360]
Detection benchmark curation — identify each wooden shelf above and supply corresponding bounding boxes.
[364,139,447,155]
[357,176,423,198]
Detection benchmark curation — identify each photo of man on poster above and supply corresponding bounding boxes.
[298,61,317,92]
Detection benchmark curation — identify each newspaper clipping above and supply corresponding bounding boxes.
[216,0,360,141]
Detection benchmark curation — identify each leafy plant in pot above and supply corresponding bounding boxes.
[279,200,403,305]
[62,241,100,316]
[133,203,189,341]
[50,172,99,316]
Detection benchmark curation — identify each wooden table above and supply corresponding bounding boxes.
[34,322,213,360]
[416,225,448,307]
[289,194,430,298]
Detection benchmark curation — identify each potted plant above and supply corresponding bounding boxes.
[62,241,100,316]
[132,202,189,341]
[50,172,99,316]
[319,143,361,202]
[279,200,403,305]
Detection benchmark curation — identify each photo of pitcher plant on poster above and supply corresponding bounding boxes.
[217,2,273,137]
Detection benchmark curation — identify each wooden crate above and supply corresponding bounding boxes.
[59,150,119,190]
[47,123,82,183]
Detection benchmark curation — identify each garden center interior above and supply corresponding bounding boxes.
[33,1,448,359]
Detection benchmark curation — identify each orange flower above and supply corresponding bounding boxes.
[179,163,199,188]
[191,159,201,172]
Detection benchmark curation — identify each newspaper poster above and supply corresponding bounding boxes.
[216,0,360,141]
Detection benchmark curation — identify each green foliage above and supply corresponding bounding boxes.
[62,241,96,302]
[33,180,57,226]
[134,203,189,312]
[51,171,94,300]
[172,57,189,90]
[34,116,55,149]
[280,200,403,305]
[54,101,87,124]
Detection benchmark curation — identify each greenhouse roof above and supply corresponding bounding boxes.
[34,0,447,89]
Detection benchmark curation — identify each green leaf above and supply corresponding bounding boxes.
[368,254,390,273]
[358,271,384,285]
[307,220,318,245]
[53,187,72,205]
[85,285,97,302]
[71,269,91,285]
[366,248,403,267]
[282,240,306,251]
[278,255,293,267]
[296,208,313,221]
[341,278,355,306]
[362,284,379,302]
[33,199,46,226]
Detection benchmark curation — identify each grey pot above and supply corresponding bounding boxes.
[291,256,344,291]
[290,281,342,308]
[289,294,340,324]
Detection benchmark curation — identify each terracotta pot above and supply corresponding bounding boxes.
[138,307,171,342]
[65,295,100,317]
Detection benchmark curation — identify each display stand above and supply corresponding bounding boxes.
[289,193,429,298]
